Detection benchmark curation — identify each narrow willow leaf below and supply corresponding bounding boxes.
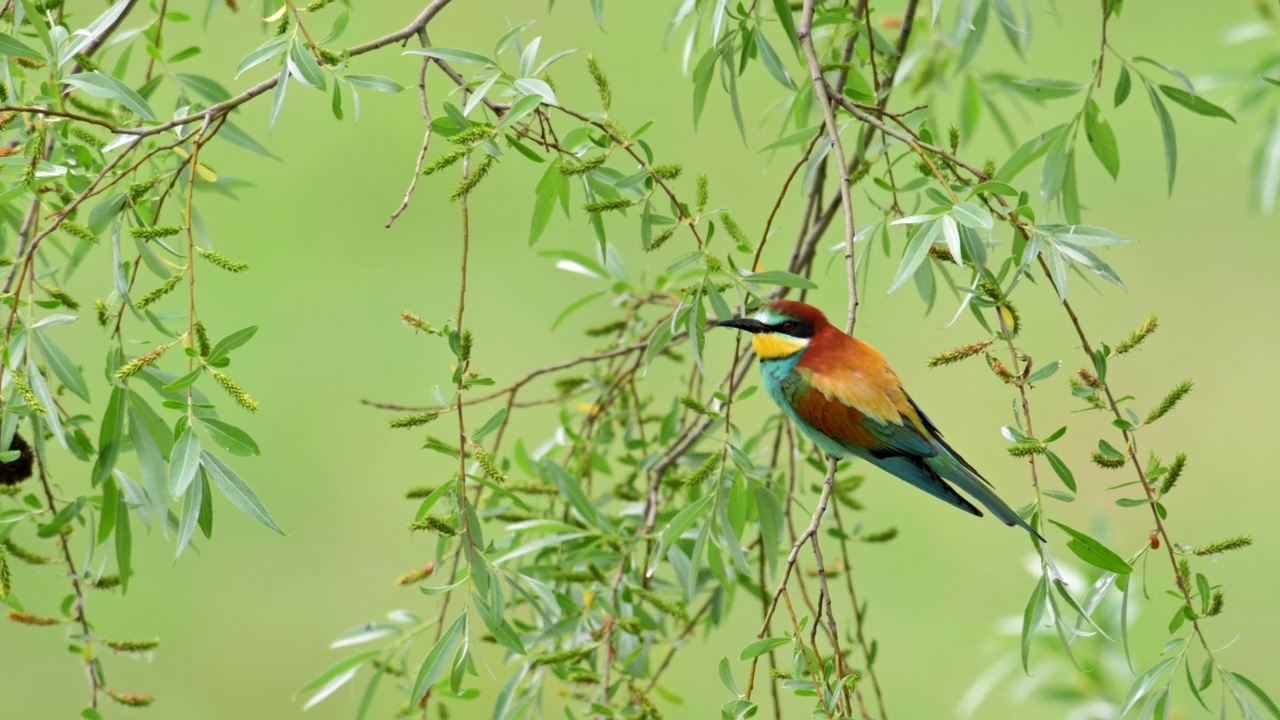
[411,614,466,702]
[63,72,157,121]
[1049,520,1132,574]
[740,637,791,661]
[270,63,289,131]
[1117,658,1177,718]
[404,47,497,66]
[169,428,202,498]
[115,486,132,592]
[1228,672,1280,719]
[995,123,1068,183]
[33,330,90,402]
[540,460,613,531]
[1021,575,1047,672]
[199,417,260,457]
[471,409,506,442]
[1159,85,1235,122]
[128,406,168,527]
[1084,99,1120,179]
[208,325,259,363]
[0,31,41,58]
[1144,82,1178,195]
[743,270,817,290]
[175,469,203,560]
[201,451,282,534]
[952,202,993,230]
[236,34,290,78]
[300,651,379,710]
[889,219,941,293]
[344,74,405,94]
[753,485,783,580]
[1115,65,1132,107]
[755,31,794,90]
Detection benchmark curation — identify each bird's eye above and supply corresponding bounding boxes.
[780,321,796,333]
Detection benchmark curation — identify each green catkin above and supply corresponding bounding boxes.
[106,691,154,708]
[390,410,440,429]
[1159,453,1187,495]
[0,545,10,598]
[400,311,445,335]
[404,486,434,499]
[3,540,52,565]
[695,173,708,213]
[128,178,161,203]
[116,345,170,379]
[559,153,607,176]
[93,575,121,590]
[7,609,59,626]
[1007,442,1046,458]
[629,586,689,622]
[583,198,634,214]
[1145,380,1193,425]
[586,54,611,111]
[862,527,899,543]
[1090,451,1127,469]
[1193,536,1253,556]
[60,221,98,244]
[531,645,598,667]
[651,163,682,181]
[193,320,211,356]
[407,514,457,535]
[447,155,496,202]
[683,454,720,486]
[211,370,259,412]
[70,127,104,149]
[927,340,993,368]
[1116,315,1159,354]
[102,637,160,653]
[1208,590,1224,616]
[134,275,181,310]
[472,446,507,483]
[12,376,44,414]
[448,125,497,146]
[719,211,751,252]
[423,148,467,176]
[129,225,182,241]
[42,285,79,310]
[197,248,249,272]
[647,225,676,252]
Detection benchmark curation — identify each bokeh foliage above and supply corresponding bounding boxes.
[0,1,1277,719]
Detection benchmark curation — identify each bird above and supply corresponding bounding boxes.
[716,299,1042,540]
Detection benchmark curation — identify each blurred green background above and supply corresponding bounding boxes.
[3,1,1277,717]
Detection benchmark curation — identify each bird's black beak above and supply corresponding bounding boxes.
[715,318,769,334]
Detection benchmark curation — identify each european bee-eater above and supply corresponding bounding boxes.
[718,299,1042,540]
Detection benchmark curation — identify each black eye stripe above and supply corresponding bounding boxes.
[770,320,814,338]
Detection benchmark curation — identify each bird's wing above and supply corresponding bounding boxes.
[788,366,935,458]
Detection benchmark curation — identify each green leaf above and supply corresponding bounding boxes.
[1145,82,1178,196]
[299,651,379,711]
[888,219,941,293]
[471,409,506,442]
[1084,99,1120,180]
[755,31,794,91]
[411,614,466,702]
[199,417,260,457]
[200,451,282,534]
[692,47,716,129]
[496,93,542,132]
[753,485,783,580]
[1114,65,1131,107]
[1044,450,1076,492]
[1158,85,1236,123]
[742,270,817,290]
[0,31,42,58]
[208,325,259,363]
[951,202,993,230]
[129,406,169,523]
[404,47,497,66]
[718,656,739,695]
[1039,129,1070,205]
[93,387,127,487]
[288,36,325,89]
[1049,520,1132,574]
[1117,658,1176,718]
[176,73,232,103]
[1009,78,1085,101]
[540,460,614,532]
[63,72,156,121]
[1228,672,1280,719]
[39,496,85,538]
[175,470,202,559]
[236,34,289,78]
[269,63,290,131]
[1042,224,1132,246]
[514,78,557,106]
[169,428,202,498]
[343,74,405,93]
[1021,575,1047,673]
[33,330,89,402]
[115,488,132,592]
[220,121,280,160]
[740,636,790,660]
[995,124,1068,183]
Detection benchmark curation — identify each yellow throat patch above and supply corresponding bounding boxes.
[752,333,808,360]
